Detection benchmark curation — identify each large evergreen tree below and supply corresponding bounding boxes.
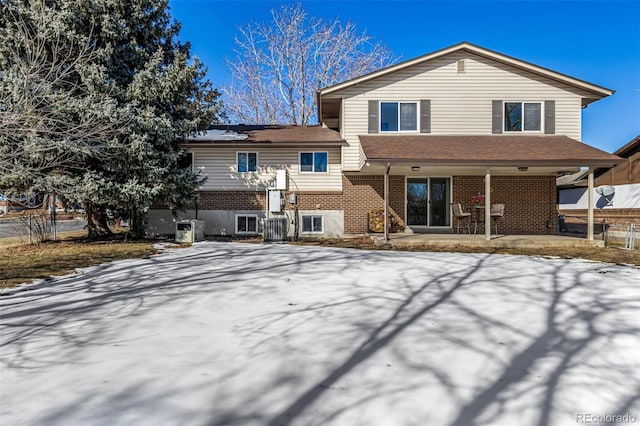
[0,0,222,238]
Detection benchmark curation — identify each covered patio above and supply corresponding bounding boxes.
[358,135,622,242]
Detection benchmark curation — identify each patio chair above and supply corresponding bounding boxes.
[451,203,473,234]
[490,203,505,235]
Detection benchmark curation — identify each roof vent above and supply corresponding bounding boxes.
[457,59,465,73]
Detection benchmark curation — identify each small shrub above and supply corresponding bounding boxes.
[13,214,51,245]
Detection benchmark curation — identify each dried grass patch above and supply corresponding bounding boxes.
[288,237,640,267]
[0,237,158,289]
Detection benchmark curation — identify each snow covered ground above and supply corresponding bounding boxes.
[1,242,639,426]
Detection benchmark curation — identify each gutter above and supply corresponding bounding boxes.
[182,140,348,147]
[362,158,623,168]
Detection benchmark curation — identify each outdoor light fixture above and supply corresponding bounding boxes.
[411,166,420,172]
[518,166,528,172]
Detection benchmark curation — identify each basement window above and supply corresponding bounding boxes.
[236,215,258,234]
[302,215,323,233]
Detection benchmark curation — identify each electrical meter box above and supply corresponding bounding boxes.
[275,170,288,190]
[269,190,282,212]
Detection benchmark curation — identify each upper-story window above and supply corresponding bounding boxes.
[504,102,542,132]
[237,152,258,173]
[178,151,194,171]
[380,102,418,132]
[300,152,328,173]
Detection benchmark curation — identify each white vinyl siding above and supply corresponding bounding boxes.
[332,51,590,171]
[190,146,342,191]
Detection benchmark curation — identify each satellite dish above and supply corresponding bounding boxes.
[595,185,615,206]
[595,186,615,197]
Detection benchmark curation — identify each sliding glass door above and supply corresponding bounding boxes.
[406,177,451,228]
[407,178,428,226]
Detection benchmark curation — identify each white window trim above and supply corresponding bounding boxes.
[301,214,324,234]
[503,101,544,133]
[236,151,259,173]
[298,151,329,174]
[235,214,259,234]
[379,101,419,133]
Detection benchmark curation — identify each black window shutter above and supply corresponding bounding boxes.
[420,99,431,133]
[492,100,503,134]
[368,100,378,134]
[544,100,555,134]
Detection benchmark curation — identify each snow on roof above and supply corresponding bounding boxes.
[188,129,249,141]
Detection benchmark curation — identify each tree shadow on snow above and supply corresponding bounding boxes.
[204,252,640,426]
[0,243,638,426]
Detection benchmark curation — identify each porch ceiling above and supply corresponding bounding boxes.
[360,135,622,168]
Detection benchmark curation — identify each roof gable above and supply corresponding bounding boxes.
[319,42,614,103]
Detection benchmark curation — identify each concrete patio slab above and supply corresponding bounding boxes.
[382,233,605,248]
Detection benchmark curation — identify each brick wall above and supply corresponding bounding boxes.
[158,175,558,236]
[557,208,639,238]
[284,192,343,210]
[559,208,640,225]
[198,191,266,210]
[343,175,405,234]
[453,175,557,235]
[196,190,343,211]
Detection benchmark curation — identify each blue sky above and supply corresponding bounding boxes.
[168,0,640,153]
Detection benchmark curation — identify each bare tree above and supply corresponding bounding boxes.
[224,3,397,125]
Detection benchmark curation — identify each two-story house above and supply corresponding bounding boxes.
[147,42,621,240]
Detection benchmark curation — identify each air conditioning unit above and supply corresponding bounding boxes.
[263,218,288,242]
[175,220,205,243]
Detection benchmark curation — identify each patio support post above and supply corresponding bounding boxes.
[384,163,390,241]
[587,167,594,241]
[485,167,491,241]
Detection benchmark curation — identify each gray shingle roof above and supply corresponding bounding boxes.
[359,135,622,167]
